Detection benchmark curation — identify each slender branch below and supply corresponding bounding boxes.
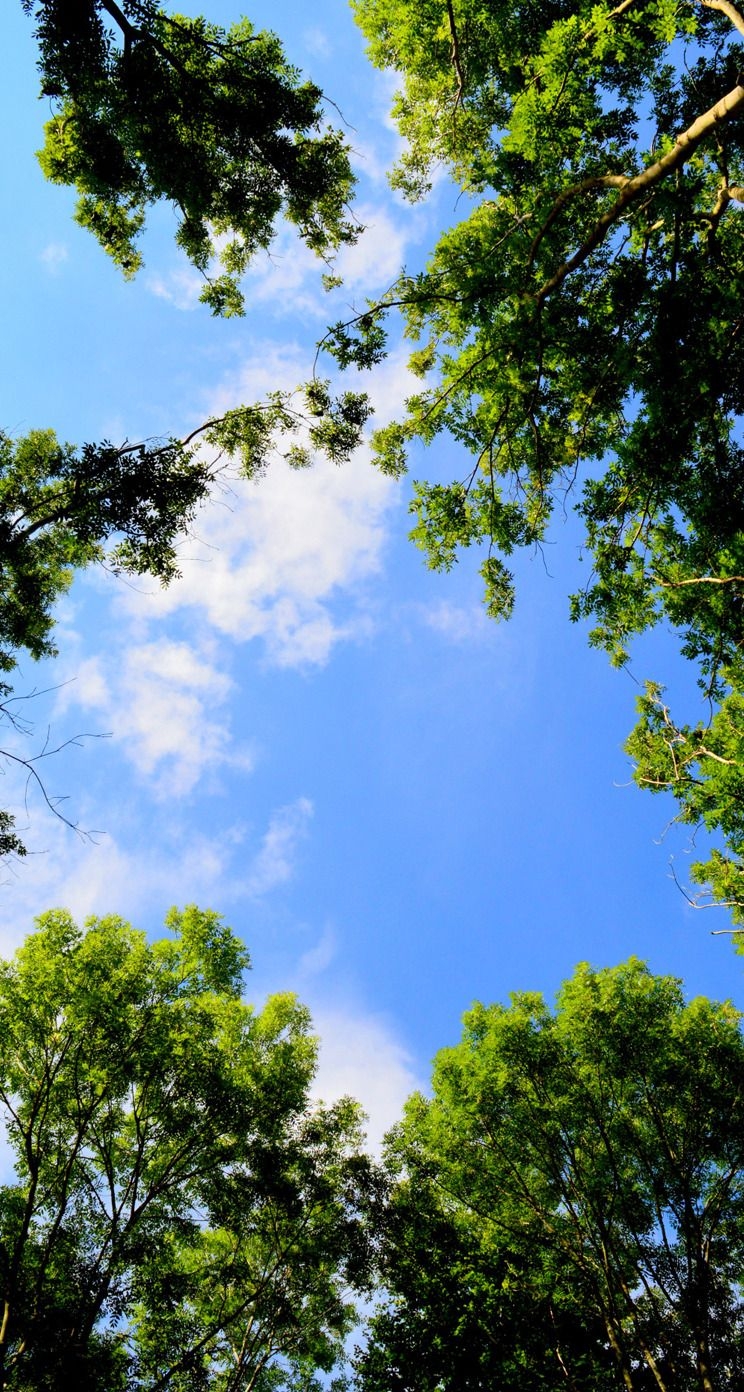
[0,729,104,840]
[654,573,744,588]
[446,0,466,108]
[528,175,628,267]
[532,81,744,305]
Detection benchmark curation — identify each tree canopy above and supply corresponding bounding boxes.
[0,903,374,1390]
[25,0,357,315]
[6,0,368,672]
[342,0,744,922]
[359,958,744,1391]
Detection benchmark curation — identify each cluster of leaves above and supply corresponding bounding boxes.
[359,958,744,1391]
[345,0,744,915]
[625,674,744,922]
[25,0,357,314]
[0,379,373,675]
[0,429,215,672]
[0,905,376,1391]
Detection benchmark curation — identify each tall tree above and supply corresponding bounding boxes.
[26,0,357,314]
[0,904,375,1390]
[359,959,744,1392]
[343,0,744,921]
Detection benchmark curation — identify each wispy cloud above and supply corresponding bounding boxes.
[0,790,315,947]
[0,817,241,952]
[297,923,337,978]
[334,203,408,293]
[303,26,331,57]
[55,640,247,797]
[146,265,204,311]
[39,242,69,273]
[245,797,314,896]
[423,600,491,643]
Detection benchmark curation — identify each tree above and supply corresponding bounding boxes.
[0,391,370,679]
[339,0,744,920]
[0,904,375,1390]
[1,0,374,852]
[359,959,744,1391]
[25,0,357,315]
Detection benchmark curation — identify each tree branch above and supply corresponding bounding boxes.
[446,1,466,109]
[528,175,628,267]
[653,573,744,587]
[532,81,744,305]
[700,0,744,40]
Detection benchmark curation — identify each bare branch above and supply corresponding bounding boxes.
[653,573,744,588]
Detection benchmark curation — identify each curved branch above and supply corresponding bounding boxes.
[528,175,629,267]
[532,81,744,304]
[700,0,744,39]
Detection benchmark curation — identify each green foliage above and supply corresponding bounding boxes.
[0,905,375,1389]
[360,959,744,1391]
[0,428,214,673]
[626,674,744,926]
[351,0,744,633]
[26,0,357,314]
[349,0,744,919]
[0,386,375,681]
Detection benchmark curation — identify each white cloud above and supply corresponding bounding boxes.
[146,265,204,311]
[303,26,331,57]
[335,204,408,293]
[423,600,491,643]
[0,818,238,950]
[60,654,109,707]
[350,136,392,187]
[241,197,409,315]
[56,640,246,797]
[113,336,405,665]
[39,242,69,273]
[297,923,337,978]
[0,789,316,944]
[310,1007,421,1152]
[118,456,393,668]
[245,797,314,896]
[42,343,412,808]
[240,230,325,317]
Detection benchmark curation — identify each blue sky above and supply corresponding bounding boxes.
[2,0,742,1145]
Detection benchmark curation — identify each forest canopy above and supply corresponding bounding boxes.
[360,958,744,1392]
[0,905,375,1391]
